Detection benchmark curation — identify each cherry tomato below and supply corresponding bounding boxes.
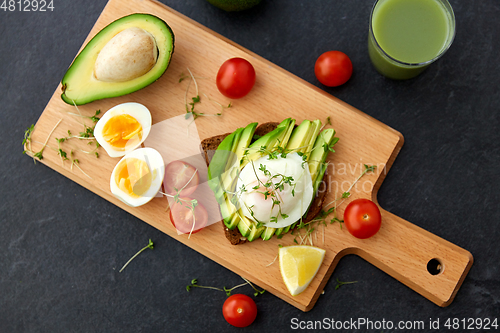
[343,198,381,239]
[164,161,199,196]
[222,294,257,328]
[169,198,208,234]
[216,57,256,99]
[314,51,353,87]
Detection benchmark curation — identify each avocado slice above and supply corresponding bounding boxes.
[309,129,337,194]
[226,210,241,230]
[235,122,258,163]
[247,223,266,242]
[237,211,253,238]
[309,129,336,184]
[303,120,322,157]
[208,130,238,203]
[221,124,257,193]
[286,120,312,151]
[61,13,174,105]
[242,118,293,166]
[220,127,244,191]
[220,196,237,226]
[260,226,276,240]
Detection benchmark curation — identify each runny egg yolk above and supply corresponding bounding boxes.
[102,114,143,150]
[114,157,152,197]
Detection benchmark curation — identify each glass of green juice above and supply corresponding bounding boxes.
[368,0,456,80]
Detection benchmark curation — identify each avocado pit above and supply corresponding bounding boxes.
[94,27,158,82]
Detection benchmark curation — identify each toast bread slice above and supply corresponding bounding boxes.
[200,122,329,245]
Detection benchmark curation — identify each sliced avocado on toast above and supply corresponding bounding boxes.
[205,118,338,244]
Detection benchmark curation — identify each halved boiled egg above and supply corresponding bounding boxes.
[110,147,165,207]
[236,152,314,228]
[94,102,152,158]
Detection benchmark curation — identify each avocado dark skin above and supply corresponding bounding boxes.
[205,0,261,12]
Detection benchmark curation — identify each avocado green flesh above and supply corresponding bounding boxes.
[242,118,290,166]
[309,129,336,192]
[208,118,338,241]
[237,212,253,237]
[286,120,312,151]
[235,123,258,163]
[226,211,240,229]
[247,224,266,242]
[61,13,174,105]
[222,123,257,194]
[261,226,276,240]
[304,120,322,156]
[208,131,237,204]
[220,196,236,226]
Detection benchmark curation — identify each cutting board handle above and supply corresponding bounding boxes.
[350,209,473,306]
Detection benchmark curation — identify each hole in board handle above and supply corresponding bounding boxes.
[427,258,444,275]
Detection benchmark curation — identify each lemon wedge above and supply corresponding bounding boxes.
[279,245,326,296]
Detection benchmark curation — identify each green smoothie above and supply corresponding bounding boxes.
[368,0,455,80]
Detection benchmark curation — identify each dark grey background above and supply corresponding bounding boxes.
[1,0,499,332]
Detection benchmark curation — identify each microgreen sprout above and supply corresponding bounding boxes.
[203,93,232,116]
[22,124,35,157]
[292,164,377,246]
[323,137,340,153]
[334,278,358,290]
[22,119,63,163]
[56,109,100,169]
[186,277,265,297]
[319,116,333,132]
[160,169,199,238]
[243,161,295,223]
[181,68,232,121]
[70,157,92,179]
[23,105,101,174]
[119,239,154,273]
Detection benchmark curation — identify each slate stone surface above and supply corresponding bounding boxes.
[1,0,499,332]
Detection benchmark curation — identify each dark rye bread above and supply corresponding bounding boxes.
[200,122,329,245]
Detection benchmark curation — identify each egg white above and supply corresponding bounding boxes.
[110,147,165,207]
[94,102,152,158]
[236,152,314,228]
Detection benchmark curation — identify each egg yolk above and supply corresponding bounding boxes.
[102,114,143,150]
[114,158,152,197]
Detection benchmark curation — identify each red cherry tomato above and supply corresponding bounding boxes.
[314,51,353,87]
[216,58,256,99]
[164,161,199,196]
[222,294,257,328]
[343,198,381,239]
[169,198,208,234]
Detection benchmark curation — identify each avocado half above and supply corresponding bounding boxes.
[61,13,174,105]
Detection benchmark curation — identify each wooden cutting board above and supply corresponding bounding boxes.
[27,0,473,311]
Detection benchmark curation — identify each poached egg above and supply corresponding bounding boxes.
[235,152,314,228]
